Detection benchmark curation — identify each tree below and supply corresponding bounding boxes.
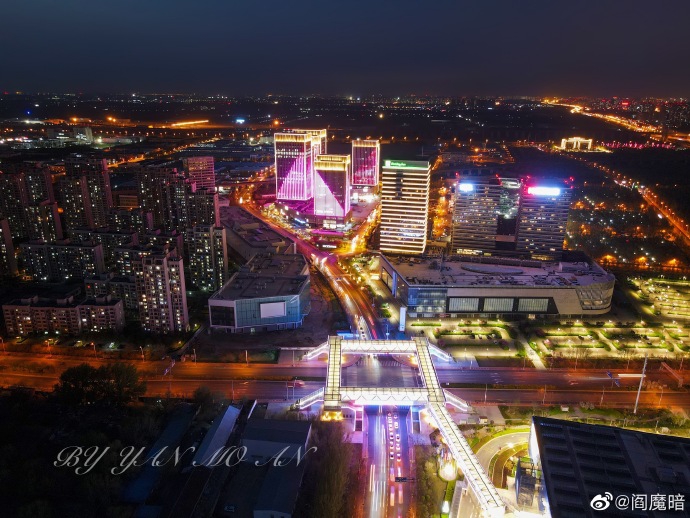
[54,363,101,405]
[55,363,145,406]
[193,385,214,410]
[99,363,146,404]
[300,421,352,517]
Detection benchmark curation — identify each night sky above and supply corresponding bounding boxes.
[2,0,690,97]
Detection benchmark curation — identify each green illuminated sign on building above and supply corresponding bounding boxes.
[384,160,428,170]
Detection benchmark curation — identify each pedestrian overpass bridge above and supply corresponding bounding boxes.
[298,336,505,518]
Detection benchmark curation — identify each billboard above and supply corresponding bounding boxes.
[260,301,286,318]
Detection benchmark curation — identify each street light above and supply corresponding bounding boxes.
[139,346,144,362]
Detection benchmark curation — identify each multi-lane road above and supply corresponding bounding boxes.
[364,407,412,518]
[2,348,678,386]
[449,387,689,408]
[1,350,681,394]
[0,372,690,408]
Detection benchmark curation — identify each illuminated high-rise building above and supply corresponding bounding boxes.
[107,208,154,234]
[291,129,327,156]
[64,155,108,177]
[134,165,181,228]
[58,176,90,229]
[71,228,139,269]
[313,155,351,218]
[0,171,29,239]
[58,157,113,230]
[182,156,215,191]
[25,201,63,243]
[25,168,55,204]
[0,218,17,276]
[379,159,430,254]
[187,225,228,292]
[134,250,188,334]
[141,230,184,257]
[182,188,219,228]
[351,139,380,186]
[274,133,314,200]
[58,175,109,230]
[19,240,105,282]
[516,184,572,260]
[451,178,503,254]
[450,177,521,255]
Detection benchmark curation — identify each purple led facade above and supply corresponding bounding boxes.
[275,137,313,200]
[313,160,350,218]
[351,140,380,186]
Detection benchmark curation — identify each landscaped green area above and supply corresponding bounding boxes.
[415,445,448,518]
[470,427,531,453]
[411,322,443,327]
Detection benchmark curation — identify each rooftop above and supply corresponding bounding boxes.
[210,253,309,301]
[242,419,311,445]
[533,416,690,518]
[219,206,293,248]
[242,253,308,277]
[210,272,308,301]
[192,405,241,467]
[383,254,613,288]
[254,463,306,515]
[4,294,121,308]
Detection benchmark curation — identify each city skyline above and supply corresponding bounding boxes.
[2,1,690,97]
[1,6,690,508]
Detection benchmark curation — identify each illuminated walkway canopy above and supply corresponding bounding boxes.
[304,336,505,517]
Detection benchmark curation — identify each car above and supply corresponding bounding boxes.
[395,434,400,442]
[389,451,394,460]
[396,453,401,462]
[396,444,401,452]
[389,433,394,441]
[223,504,236,513]
[387,412,392,417]
[393,413,398,420]
[394,422,399,429]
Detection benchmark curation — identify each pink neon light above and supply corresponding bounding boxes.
[275,141,312,200]
[313,166,350,217]
[352,143,379,186]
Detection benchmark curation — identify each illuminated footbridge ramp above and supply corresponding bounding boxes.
[306,336,505,517]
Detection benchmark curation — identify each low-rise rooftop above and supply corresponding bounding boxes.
[532,416,690,517]
[383,253,613,288]
[220,206,292,248]
[242,253,308,277]
[242,419,312,445]
[210,272,308,300]
[210,253,309,301]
